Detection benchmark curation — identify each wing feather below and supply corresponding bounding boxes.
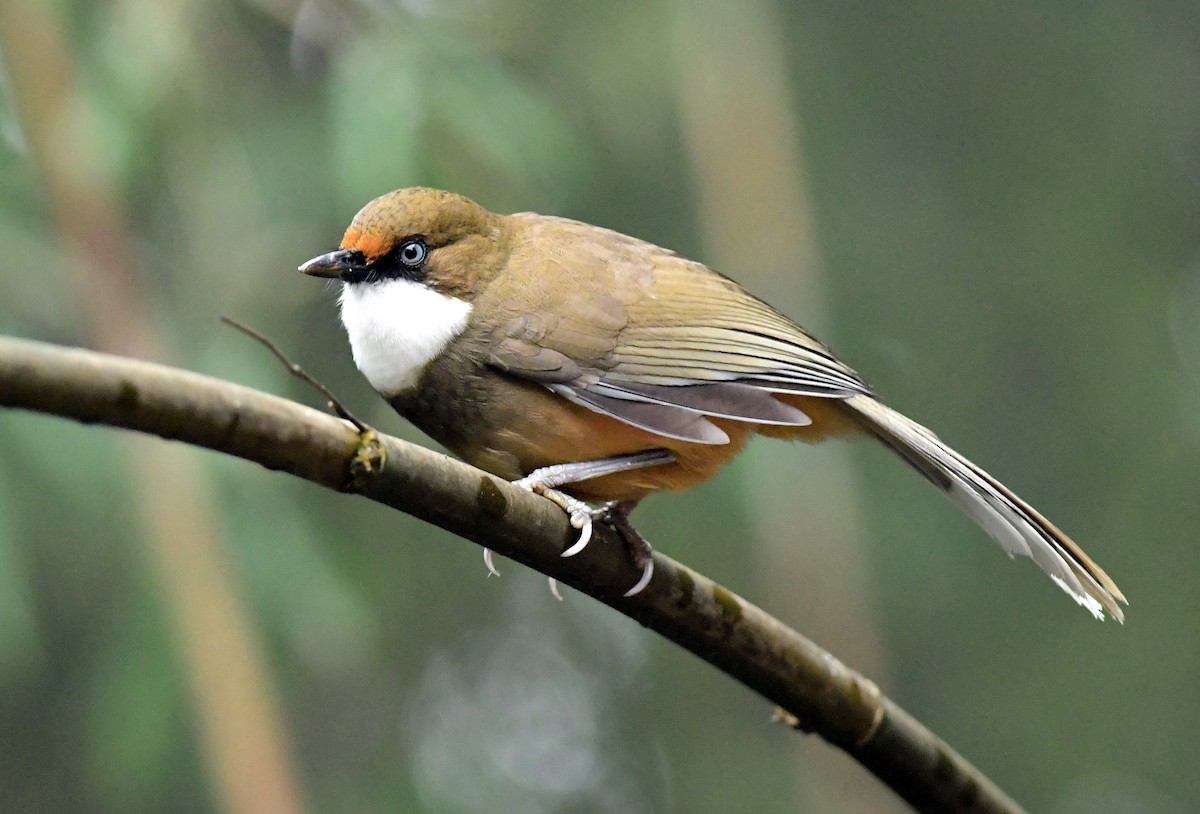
[481,214,871,438]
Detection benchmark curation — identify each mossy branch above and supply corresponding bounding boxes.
[0,336,1024,814]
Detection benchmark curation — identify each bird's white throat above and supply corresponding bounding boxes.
[339,278,473,396]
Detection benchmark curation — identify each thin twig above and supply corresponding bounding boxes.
[220,315,370,433]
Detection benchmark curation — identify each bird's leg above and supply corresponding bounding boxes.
[596,499,655,597]
[512,450,674,554]
[514,450,675,495]
[504,450,674,597]
[599,499,651,566]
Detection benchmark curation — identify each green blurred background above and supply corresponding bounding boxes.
[1,1,1197,812]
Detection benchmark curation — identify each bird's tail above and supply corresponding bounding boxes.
[843,394,1126,621]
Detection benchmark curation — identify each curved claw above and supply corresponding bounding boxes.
[623,557,654,597]
[560,516,592,557]
[512,479,596,559]
[483,548,500,577]
[548,577,564,601]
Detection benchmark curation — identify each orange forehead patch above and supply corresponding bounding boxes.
[339,228,392,263]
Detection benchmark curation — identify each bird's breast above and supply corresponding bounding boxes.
[338,278,474,396]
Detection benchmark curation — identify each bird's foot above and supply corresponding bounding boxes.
[597,500,655,597]
[483,548,501,577]
[504,496,655,599]
[509,479,594,600]
[511,478,596,555]
[483,483,599,584]
[513,450,673,557]
[511,451,674,598]
[480,550,571,602]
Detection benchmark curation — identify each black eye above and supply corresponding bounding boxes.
[397,239,428,268]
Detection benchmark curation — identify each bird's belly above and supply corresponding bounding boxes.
[485,397,752,502]
[392,366,712,500]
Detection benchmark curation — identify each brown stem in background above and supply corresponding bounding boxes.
[672,5,895,810]
[0,5,308,814]
[0,337,1027,814]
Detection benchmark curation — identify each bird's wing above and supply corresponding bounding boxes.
[482,216,871,444]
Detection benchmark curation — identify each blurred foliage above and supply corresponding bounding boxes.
[2,1,1199,813]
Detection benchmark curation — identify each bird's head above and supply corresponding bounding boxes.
[299,187,508,301]
[299,187,516,396]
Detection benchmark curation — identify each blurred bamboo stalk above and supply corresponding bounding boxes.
[671,3,898,812]
[0,3,307,813]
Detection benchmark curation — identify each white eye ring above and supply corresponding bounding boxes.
[398,239,428,267]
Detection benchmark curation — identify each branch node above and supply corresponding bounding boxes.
[343,429,387,492]
[853,680,887,747]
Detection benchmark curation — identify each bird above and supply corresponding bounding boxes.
[300,186,1126,621]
